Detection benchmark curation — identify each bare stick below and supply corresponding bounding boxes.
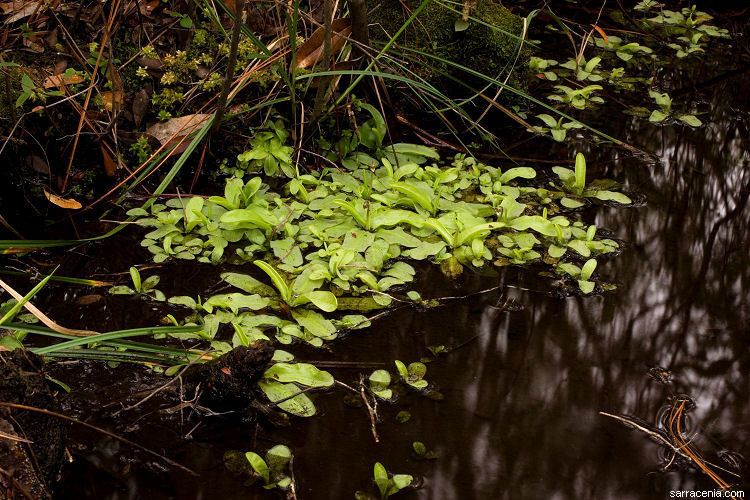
[310,0,332,120]
[359,377,379,443]
[213,0,247,132]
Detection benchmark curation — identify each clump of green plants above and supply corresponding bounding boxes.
[524,2,728,143]
[594,35,653,62]
[547,84,604,110]
[532,114,584,142]
[108,267,165,301]
[355,462,413,500]
[244,445,293,489]
[647,91,702,127]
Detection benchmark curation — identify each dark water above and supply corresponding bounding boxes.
[13,8,749,500]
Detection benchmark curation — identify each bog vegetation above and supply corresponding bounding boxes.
[0,0,735,496]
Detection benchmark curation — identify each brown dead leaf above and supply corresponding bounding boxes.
[21,36,44,53]
[43,73,84,89]
[43,188,82,209]
[100,90,124,112]
[592,24,608,45]
[132,89,149,127]
[76,294,103,305]
[146,114,211,153]
[0,0,41,23]
[100,144,117,177]
[139,0,160,16]
[295,18,351,69]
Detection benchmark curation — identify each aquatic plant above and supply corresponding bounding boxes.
[547,84,604,110]
[594,36,653,62]
[108,267,165,301]
[369,369,393,399]
[559,56,604,82]
[245,445,293,489]
[355,462,413,500]
[648,91,702,127]
[533,114,584,142]
[395,360,428,389]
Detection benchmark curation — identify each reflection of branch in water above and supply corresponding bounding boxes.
[667,398,736,495]
[600,406,741,495]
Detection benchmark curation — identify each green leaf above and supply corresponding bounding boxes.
[264,363,334,387]
[369,369,392,399]
[454,18,469,31]
[649,109,668,122]
[221,272,277,296]
[221,208,274,231]
[129,266,142,292]
[388,143,439,160]
[265,445,291,475]
[374,463,389,498]
[412,441,426,456]
[578,280,595,294]
[141,275,160,291]
[677,114,702,127]
[258,380,317,417]
[509,216,556,237]
[536,114,558,128]
[580,258,597,281]
[294,291,338,312]
[560,197,585,208]
[183,197,205,231]
[574,153,586,195]
[589,190,632,204]
[498,167,536,184]
[245,452,270,483]
[204,293,270,313]
[567,239,591,257]
[391,474,413,491]
[253,261,291,303]
[390,182,434,213]
[394,360,409,380]
[548,244,567,258]
[291,309,336,338]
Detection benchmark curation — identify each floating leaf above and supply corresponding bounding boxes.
[649,109,668,122]
[245,452,270,483]
[264,362,334,387]
[678,114,702,127]
[258,380,317,417]
[369,369,392,399]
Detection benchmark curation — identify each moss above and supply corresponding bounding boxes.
[368,0,528,100]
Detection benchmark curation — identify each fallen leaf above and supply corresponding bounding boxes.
[1,0,41,23]
[21,36,44,53]
[146,113,211,154]
[592,24,608,45]
[43,188,82,209]
[295,18,351,69]
[76,294,103,305]
[100,90,123,112]
[43,73,84,89]
[100,144,117,177]
[25,154,49,175]
[132,88,149,127]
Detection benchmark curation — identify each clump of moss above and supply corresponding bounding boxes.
[368,0,528,100]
